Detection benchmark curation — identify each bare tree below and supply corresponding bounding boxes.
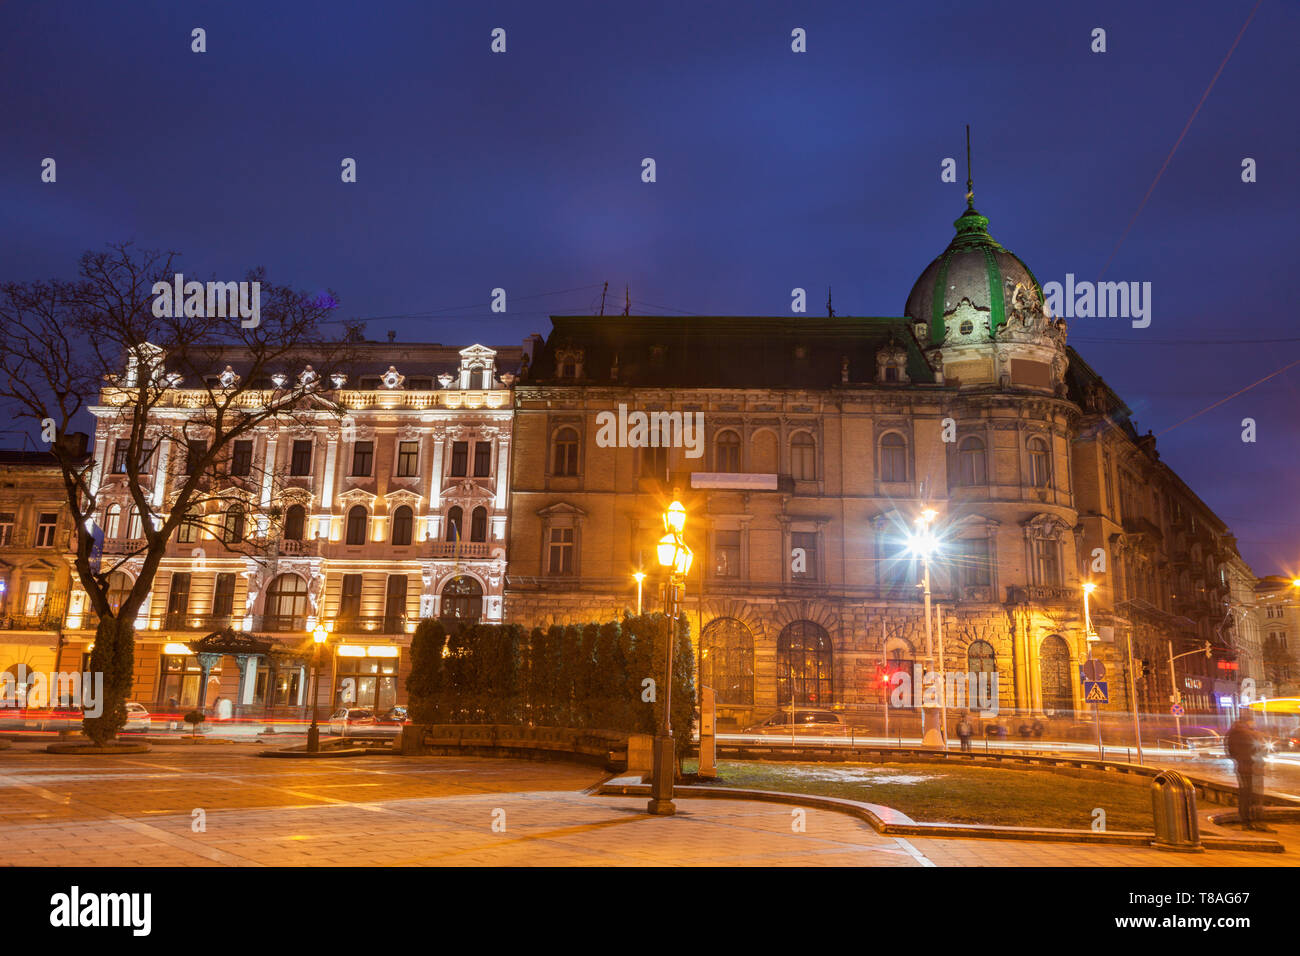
[0,241,351,743]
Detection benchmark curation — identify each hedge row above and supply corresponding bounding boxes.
[407,612,696,762]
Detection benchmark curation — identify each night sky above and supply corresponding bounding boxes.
[3,0,1297,573]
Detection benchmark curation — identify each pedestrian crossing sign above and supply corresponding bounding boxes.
[1083,680,1109,703]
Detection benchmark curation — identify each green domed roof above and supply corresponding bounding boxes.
[904,200,1044,344]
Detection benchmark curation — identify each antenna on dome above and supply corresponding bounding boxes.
[965,124,974,209]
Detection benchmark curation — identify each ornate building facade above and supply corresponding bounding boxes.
[59,341,520,715]
[506,193,1256,733]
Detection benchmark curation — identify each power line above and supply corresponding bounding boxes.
[1096,0,1263,280]
[1156,356,1300,437]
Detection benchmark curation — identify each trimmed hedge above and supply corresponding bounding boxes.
[408,611,696,762]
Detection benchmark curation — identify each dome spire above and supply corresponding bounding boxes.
[965,124,974,210]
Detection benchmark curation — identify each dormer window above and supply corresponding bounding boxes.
[555,346,584,380]
[876,342,909,384]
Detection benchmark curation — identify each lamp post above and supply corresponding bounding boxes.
[1168,639,1213,743]
[633,571,646,616]
[909,509,944,748]
[306,623,327,753]
[1082,582,1104,758]
[648,497,692,816]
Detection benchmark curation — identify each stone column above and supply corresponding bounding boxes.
[196,652,221,711]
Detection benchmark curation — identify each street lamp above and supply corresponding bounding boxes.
[306,623,328,753]
[1080,582,1105,758]
[633,571,646,615]
[649,497,693,816]
[907,509,943,748]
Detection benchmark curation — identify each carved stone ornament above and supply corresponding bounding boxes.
[219,366,240,388]
[380,366,406,389]
[298,365,319,387]
[272,373,289,389]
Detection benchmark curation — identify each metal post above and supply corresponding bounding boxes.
[921,553,941,747]
[1169,640,1182,742]
[1126,629,1144,765]
[936,603,948,751]
[648,579,678,815]
[306,642,320,753]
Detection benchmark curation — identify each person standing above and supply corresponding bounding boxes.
[956,712,974,752]
[1226,715,1274,832]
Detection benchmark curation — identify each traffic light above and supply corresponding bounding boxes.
[1138,659,1151,680]
[1203,640,1213,659]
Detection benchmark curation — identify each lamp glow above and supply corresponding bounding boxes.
[664,500,686,536]
[657,533,678,568]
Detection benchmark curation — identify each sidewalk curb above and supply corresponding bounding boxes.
[597,782,1285,853]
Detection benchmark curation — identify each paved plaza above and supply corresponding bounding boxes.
[0,744,1293,867]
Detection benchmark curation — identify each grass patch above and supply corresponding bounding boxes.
[684,759,1153,831]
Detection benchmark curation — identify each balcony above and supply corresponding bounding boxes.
[1121,515,1164,544]
[102,538,146,555]
[329,615,410,635]
[1007,585,1076,605]
[427,541,493,559]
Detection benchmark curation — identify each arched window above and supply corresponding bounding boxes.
[1028,437,1051,488]
[967,640,996,677]
[345,505,367,545]
[552,426,579,476]
[777,621,832,707]
[223,504,245,544]
[470,506,488,543]
[440,575,482,624]
[700,618,755,706]
[265,573,308,632]
[880,433,907,483]
[283,504,305,541]
[790,432,816,481]
[1040,635,1073,715]
[391,505,413,546]
[715,431,741,473]
[127,507,144,540]
[103,504,121,539]
[445,506,463,543]
[958,436,987,486]
[105,571,132,615]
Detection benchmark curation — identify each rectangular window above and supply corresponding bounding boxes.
[960,538,992,588]
[715,530,741,578]
[339,574,363,623]
[0,513,13,547]
[212,573,236,619]
[351,441,373,477]
[290,440,312,476]
[166,572,191,626]
[184,440,207,476]
[231,440,253,477]
[547,527,574,575]
[1035,539,1061,587]
[23,580,49,617]
[396,441,419,477]
[138,440,156,474]
[791,531,818,581]
[473,441,492,477]
[384,575,408,634]
[35,513,58,547]
[640,446,668,479]
[449,441,468,477]
[1103,452,1115,515]
[112,439,130,474]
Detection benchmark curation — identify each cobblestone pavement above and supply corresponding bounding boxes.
[0,745,1290,866]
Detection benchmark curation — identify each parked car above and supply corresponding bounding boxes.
[742,708,848,736]
[328,707,405,738]
[1176,726,1223,751]
[123,702,151,732]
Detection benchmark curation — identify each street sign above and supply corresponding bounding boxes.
[1080,660,1105,682]
[1170,702,1185,716]
[1083,680,1109,704]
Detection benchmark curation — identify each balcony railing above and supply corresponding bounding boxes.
[427,541,492,559]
